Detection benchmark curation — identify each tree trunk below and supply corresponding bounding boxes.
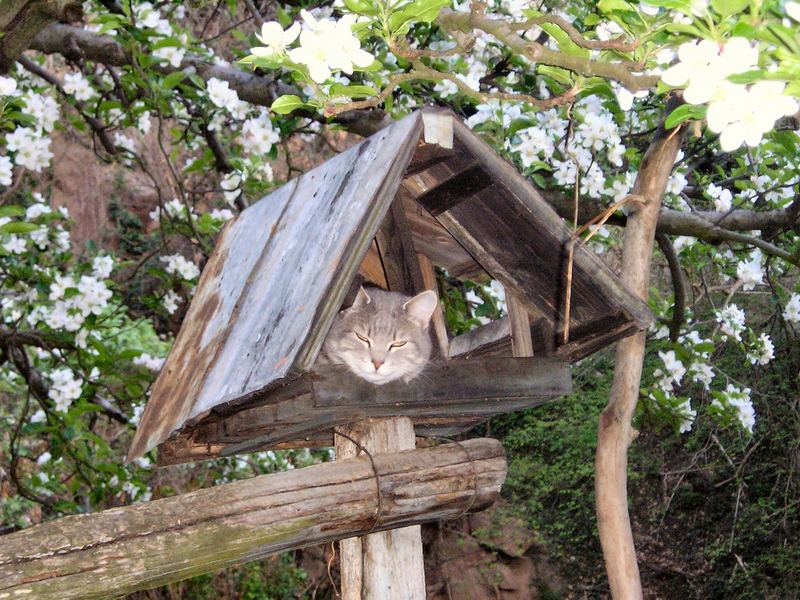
[335,417,427,600]
[595,100,685,599]
[0,0,82,72]
[0,438,505,599]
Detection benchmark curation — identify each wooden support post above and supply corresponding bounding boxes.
[335,418,426,600]
[0,439,505,599]
[506,291,534,357]
[418,253,449,358]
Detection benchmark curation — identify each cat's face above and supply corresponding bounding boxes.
[323,287,437,385]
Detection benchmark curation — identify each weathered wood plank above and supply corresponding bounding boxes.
[446,118,653,331]
[166,358,569,459]
[335,418,425,600]
[0,439,506,600]
[418,253,450,358]
[129,113,424,460]
[375,189,426,295]
[507,292,534,357]
[400,192,483,280]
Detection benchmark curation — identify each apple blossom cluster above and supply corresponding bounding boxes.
[250,11,374,84]
[160,254,201,281]
[712,385,755,434]
[48,367,83,413]
[661,38,799,151]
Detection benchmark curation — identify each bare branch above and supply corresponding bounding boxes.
[656,233,687,342]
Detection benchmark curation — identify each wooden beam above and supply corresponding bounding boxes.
[0,439,505,600]
[375,190,426,295]
[335,418,425,600]
[400,193,483,280]
[418,253,450,358]
[506,292,534,357]
[157,357,571,464]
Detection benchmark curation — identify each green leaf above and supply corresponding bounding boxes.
[344,0,380,16]
[710,0,748,17]
[270,94,305,114]
[0,221,39,234]
[0,205,24,218]
[597,0,635,13]
[161,71,186,90]
[664,103,707,129]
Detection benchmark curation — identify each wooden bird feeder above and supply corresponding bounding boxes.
[128,108,652,466]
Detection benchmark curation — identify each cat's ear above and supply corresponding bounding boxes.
[351,287,372,309]
[403,290,438,326]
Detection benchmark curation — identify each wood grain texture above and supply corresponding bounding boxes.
[158,357,571,464]
[129,112,423,460]
[507,291,534,357]
[335,418,425,600]
[418,253,450,358]
[0,439,505,600]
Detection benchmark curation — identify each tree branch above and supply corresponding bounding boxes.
[30,23,295,106]
[17,55,117,155]
[656,233,687,342]
[0,0,82,72]
[436,9,659,92]
[595,98,686,599]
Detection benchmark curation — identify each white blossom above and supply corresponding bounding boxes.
[717,303,746,341]
[736,249,764,291]
[21,92,59,132]
[207,77,241,111]
[707,182,732,212]
[160,254,200,280]
[92,255,114,279]
[783,293,800,323]
[0,155,12,186]
[714,384,755,434]
[153,45,186,68]
[63,71,94,101]
[3,235,26,254]
[677,398,696,433]
[133,353,166,371]
[162,289,181,314]
[239,110,280,154]
[747,333,774,366]
[0,75,17,96]
[48,367,83,412]
[5,127,53,172]
[251,21,301,57]
[287,11,374,83]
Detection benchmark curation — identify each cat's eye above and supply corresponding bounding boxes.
[390,340,407,348]
[355,332,370,346]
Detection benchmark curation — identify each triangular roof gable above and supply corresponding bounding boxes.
[129,108,654,461]
[128,112,423,459]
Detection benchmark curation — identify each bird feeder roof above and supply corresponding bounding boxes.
[128,108,652,462]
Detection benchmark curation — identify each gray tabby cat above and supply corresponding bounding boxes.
[322,287,438,385]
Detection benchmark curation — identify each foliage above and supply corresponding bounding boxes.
[0,0,799,597]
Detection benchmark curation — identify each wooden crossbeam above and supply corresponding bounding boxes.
[157,357,571,464]
[0,439,506,600]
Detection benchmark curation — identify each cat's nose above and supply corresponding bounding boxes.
[372,359,383,370]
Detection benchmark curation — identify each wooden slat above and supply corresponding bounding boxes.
[156,357,570,461]
[375,189,426,295]
[506,292,534,357]
[400,193,483,280]
[1,440,506,599]
[129,113,424,460]
[418,253,449,358]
